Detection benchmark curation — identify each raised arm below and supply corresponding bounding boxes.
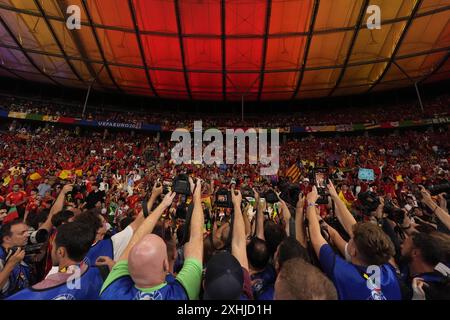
[420,186,450,230]
[118,192,176,261]
[306,187,328,258]
[128,182,163,232]
[231,188,249,270]
[278,197,291,237]
[184,179,204,262]
[327,180,357,237]
[295,193,307,247]
[40,184,73,232]
[253,188,265,241]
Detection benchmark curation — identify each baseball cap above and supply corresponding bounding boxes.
[203,251,243,300]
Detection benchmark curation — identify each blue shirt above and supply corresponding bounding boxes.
[84,239,114,266]
[7,265,104,300]
[250,265,275,300]
[0,247,30,299]
[319,244,401,300]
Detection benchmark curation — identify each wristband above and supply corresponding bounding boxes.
[307,202,316,208]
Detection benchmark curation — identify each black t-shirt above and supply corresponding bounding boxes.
[86,190,106,209]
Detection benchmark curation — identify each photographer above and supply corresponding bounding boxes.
[306,185,402,300]
[100,178,204,300]
[7,221,104,300]
[0,221,30,298]
[203,188,253,300]
[418,186,450,232]
[400,231,450,299]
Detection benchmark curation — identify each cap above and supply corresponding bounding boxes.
[203,251,243,300]
[303,178,310,183]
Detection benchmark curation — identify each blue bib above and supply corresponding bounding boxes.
[100,275,189,300]
[7,265,104,300]
[84,239,114,266]
[0,247,30,299]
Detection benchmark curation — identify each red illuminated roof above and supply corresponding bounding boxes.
[0,0,449,101]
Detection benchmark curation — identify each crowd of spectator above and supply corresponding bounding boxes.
[0,115,448,300]
[1,93,449,129]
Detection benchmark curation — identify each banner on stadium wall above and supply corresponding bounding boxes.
[1,110,449,133]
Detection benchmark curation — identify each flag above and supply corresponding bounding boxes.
[2,207,18,224]
[75,169,83,177]
[286,164,301,183]
[2,175,11,187]
[58,170,72,180]
[29,172,42,181]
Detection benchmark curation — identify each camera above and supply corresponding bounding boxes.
[263,189,279,204]
[357,191,380,215]
[172,174,191,196]
[241,187,255,198]
[8,229,49,257]
[428,183,450,197]
[383,201,405,224]
[215,188,233,208]
[279,182,301,207]
[71,183,86,195]
[312,167,329,205]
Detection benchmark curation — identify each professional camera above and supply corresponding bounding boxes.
[71,182,86,195]
[241,187,255,198]
[215,188,233,208]
[428,183,450,197]
[9,228,49,257]
[357,191,380,215]
[172,174,191,196]
[279,183,301,207]
[263,189,279,204]
[383,201,405,224]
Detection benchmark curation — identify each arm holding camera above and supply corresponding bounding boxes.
[295,193,307,248]
[231,188,249,270]
[327,180,357,237]
[183,178,204,263]
[39,184,73,232]
[419,186,450,230]
[277,196,291,237]
[305,187,328,258]
[253,188,265,241]
[0,248,25,291]
[118,192,176,261]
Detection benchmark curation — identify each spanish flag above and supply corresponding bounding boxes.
[75,169,83,177]
[2,175,11,187]
[286,164,301,183]
[58,170,72,180]
[29,172,42,181]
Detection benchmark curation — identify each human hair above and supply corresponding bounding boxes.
[0,220,25,243]
[55,222,96,262]
[352,222,395,265]
[411,231,450,266]
[264,221,286,257]
[247,237,270,271]
[277,236,310,269]
[51,210,74,228]
[73,209,102,232]
[276,258,337,300]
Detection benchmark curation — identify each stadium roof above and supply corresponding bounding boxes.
[0,0,448,101]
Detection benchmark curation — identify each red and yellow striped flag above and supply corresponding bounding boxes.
[286,164,301,183]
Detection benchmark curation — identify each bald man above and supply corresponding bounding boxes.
[100,179,204,300]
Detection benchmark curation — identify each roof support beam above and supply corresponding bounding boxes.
[257,0,272,101]
[328,0,370,97]
[0,15,60,86]
[367,0,423,93]
[174,0,192,100]
[291,0,320,100]
[80,1,122,92]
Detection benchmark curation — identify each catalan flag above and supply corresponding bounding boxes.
[286,163,301,183]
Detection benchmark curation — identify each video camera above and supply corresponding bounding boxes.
[215,188,233,208]
[383,200,405,224]
[241,186,254,198]
[357,191,380,215]
[172,174,191,196]
[263,189,279,204]
[8,229,49,257]
[279,182,301,207]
